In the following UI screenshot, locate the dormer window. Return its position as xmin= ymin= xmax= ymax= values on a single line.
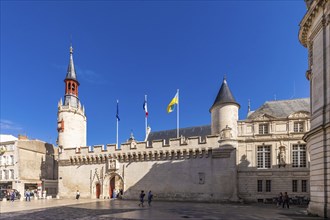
xmin=259 ymin=123 xmax=269 ymax=135
xmin=294 ymin=121 xmax=304 ymax=133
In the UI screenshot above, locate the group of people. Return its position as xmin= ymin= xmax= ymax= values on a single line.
xmin=277 ymin=192 xmax=289 ymax=208
xmin=138 ymin=190 xmax=153 ymax=207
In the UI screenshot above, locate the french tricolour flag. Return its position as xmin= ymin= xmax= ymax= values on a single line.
xmin=143 ymin=96 xmax=148 ymax=117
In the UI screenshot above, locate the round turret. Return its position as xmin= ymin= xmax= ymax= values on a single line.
xmin=210 ymin=77 xmax=240 ymax=138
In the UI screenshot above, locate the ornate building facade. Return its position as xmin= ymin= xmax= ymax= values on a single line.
xmin=57 ymin=47 xmax=311 ymax=203
xmin=299 ymin=0 xmax=330 ymax=217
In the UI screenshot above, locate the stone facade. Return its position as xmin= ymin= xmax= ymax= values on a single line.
xmin=299 ymin=0 xmax=330 ymax=217
xmin=57 ymin=47 xmax=311 ymax=203
xmin=0 ymin=135 xmax=58 ymax=198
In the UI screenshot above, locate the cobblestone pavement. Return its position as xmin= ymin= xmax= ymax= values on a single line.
xmin=0 ymin=199 xmax=322 ymax=220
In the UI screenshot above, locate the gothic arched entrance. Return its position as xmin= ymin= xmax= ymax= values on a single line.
xmin=109 ymin=174 xmax=124 ymax=198
xmin=96 ymin=183 xmax=101 ymax=199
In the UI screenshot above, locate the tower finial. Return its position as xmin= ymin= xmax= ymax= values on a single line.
xmin=248 ymin=99 xmax=251 ymax=113
xmin=223 ymin=74 xmax=227 ymax=81
xmin=69 ymin=34 xmax=73 ymax=54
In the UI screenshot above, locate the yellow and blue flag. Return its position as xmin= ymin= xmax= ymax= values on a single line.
xmin=167 ymin=91 xmax=179 ymax=113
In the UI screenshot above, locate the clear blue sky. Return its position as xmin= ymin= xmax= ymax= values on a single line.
xmin=0 ymin=1 xmax=309 ymax=146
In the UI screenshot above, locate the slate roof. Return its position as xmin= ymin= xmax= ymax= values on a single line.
xmin=247 ymin=98 xmax=310 ymax=120
xmin=210 ymin=78 xmax=239 ymax=112
xmin=147 ymin=98 xmax=310 ymax=142
xmin=65 ymin=46 xmax=79 ymax=84
xmin=147 ymin=125 xmax=211 ymax=144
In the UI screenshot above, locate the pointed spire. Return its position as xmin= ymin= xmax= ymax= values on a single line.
xmin=65 ymin=46 xmax=79 ymax=84
xmin=210 ymin=76 xmax=240 ymax=112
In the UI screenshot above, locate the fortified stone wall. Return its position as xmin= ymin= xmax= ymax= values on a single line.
xmin=58 ymin=135 xmax=239 ymax=201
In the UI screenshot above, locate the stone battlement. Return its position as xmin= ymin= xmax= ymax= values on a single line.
xmin=59 ymin=134 xmax=222 ymax=161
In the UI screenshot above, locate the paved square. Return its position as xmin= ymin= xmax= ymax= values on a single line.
xmin=0 ymin=199 xmax=322 ymax=219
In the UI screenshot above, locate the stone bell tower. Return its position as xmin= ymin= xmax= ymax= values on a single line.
xmin=57 ymin=46 xmax=87 ymax=150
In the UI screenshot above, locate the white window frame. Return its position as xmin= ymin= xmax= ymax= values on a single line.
xmin=259 ymin=123 xmax=269 ymax=135
xmin=257 ymin=145 xmax=271 ymax=168
xmin=4 ymin=170 xmax=9 ymax=179
xmin=10 ymin=169 xmax=14 ymax=179
xmin=292 ymin=144 xmax=307 ymax=168
xmin=10 ymin=155 xmax=14 ymax=165
xmin=293 ymin=121 xmax=304 ymax=133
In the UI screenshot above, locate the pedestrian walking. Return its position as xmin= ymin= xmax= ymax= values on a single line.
xmin=10 ymin=190 xmax=15 ymax=202
xmin=148 ymin=190 xmax=153 ymax=206
xmin=282 ymin=192 xmax=289 ymax=208
xmin=277 ymin=192 xmax=283 ymax=207
xmin=76 ymin=190 xmax=80 ymax=200
xmin=138 ymin=190 xmax=145 ymax=207
xmin=25 ymin=189 xmax=31 ymax=201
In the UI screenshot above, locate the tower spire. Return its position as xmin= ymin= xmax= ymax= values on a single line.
xmin=63 ymin=46 xmax=80 ymax=108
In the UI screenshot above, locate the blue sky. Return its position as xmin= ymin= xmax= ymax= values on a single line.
xmin=1 ymin=1 xmax=309 ymax=146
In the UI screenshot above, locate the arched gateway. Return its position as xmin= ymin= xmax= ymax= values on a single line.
xmin=108 ymin=173 xmax=124 ymax=198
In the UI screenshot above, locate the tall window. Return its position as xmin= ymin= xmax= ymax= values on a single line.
xmin=292 ymin=144 xmax=307 ymax=167
xmin=292 ymin=180 xmax=298 ymax=192
xmin=259 ymin=123 xmax=269 ymax=134
xmin=0 ymin=170 xmax=2 ymax=180
xmin=10 ymin=169 xmax=14 ymax=179
xmin=302 ymin=180 xmax=308 ymax=192
xmin=257 ymin=180 xmax=263 ymax=192
xmin=266 ymin=180 xmax=271 ymax=192
xmin=294 ymin=121 xmax=304 ymax=132
xmin=4 ymin=170 xmax=9 ymax=179
xmin=10 ymin=155 xmax=14 ymax=165
xmin=257 ymin=145 xmax=271 ymax=168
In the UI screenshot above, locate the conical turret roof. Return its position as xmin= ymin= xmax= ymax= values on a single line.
xmin=210 ymin=77 xmax=240 ymax=112
xmin=65 ymin=46 xmax=79 ymax=84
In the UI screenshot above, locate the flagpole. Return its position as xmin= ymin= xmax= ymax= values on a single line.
xmin=145 ymin=95 xmax=148 ymax=139
xmin=177 ymin=89 xmax=179 ymax=138
xmin=116 ymin=100 xmax=119 ymax=149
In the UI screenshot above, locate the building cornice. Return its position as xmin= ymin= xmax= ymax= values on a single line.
xmin=299 ymin=0 xmax=328 ymax=47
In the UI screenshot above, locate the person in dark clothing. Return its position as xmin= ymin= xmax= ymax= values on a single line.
xmin=148 ymin=191 xmax=153 ymax=206
xmin=76 ymin=190 xmax=80 ymax=200
xmin=282 ymin=192 xmax=289 ymax=208
xmin=138 ymin=190 xmax=146 ymax=207
xmin=277 ymin=192 xmax=283 ymax=207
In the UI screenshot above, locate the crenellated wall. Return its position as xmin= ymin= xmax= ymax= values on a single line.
xmin=57 ymin=135 xmax=240 ymax=202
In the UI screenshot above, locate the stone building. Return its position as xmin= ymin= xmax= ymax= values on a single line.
xmin=0 ymin=134 xmax=58 ymax=198
xmin=299 ymin=0 xmax=330 ymax=217
xmin=57 ymin=46 xmax=311 ymax=202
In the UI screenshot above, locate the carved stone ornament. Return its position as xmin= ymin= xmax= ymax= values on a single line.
xmin=220 ymin=125 xmax=233 ymax=140
xmin=108 ymin=159 xmax=119 ymax=171
xmin=278 ymin=146 xmax=286 ymax=168
xmin=288 ymin=111 xmax=309 ymax=119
